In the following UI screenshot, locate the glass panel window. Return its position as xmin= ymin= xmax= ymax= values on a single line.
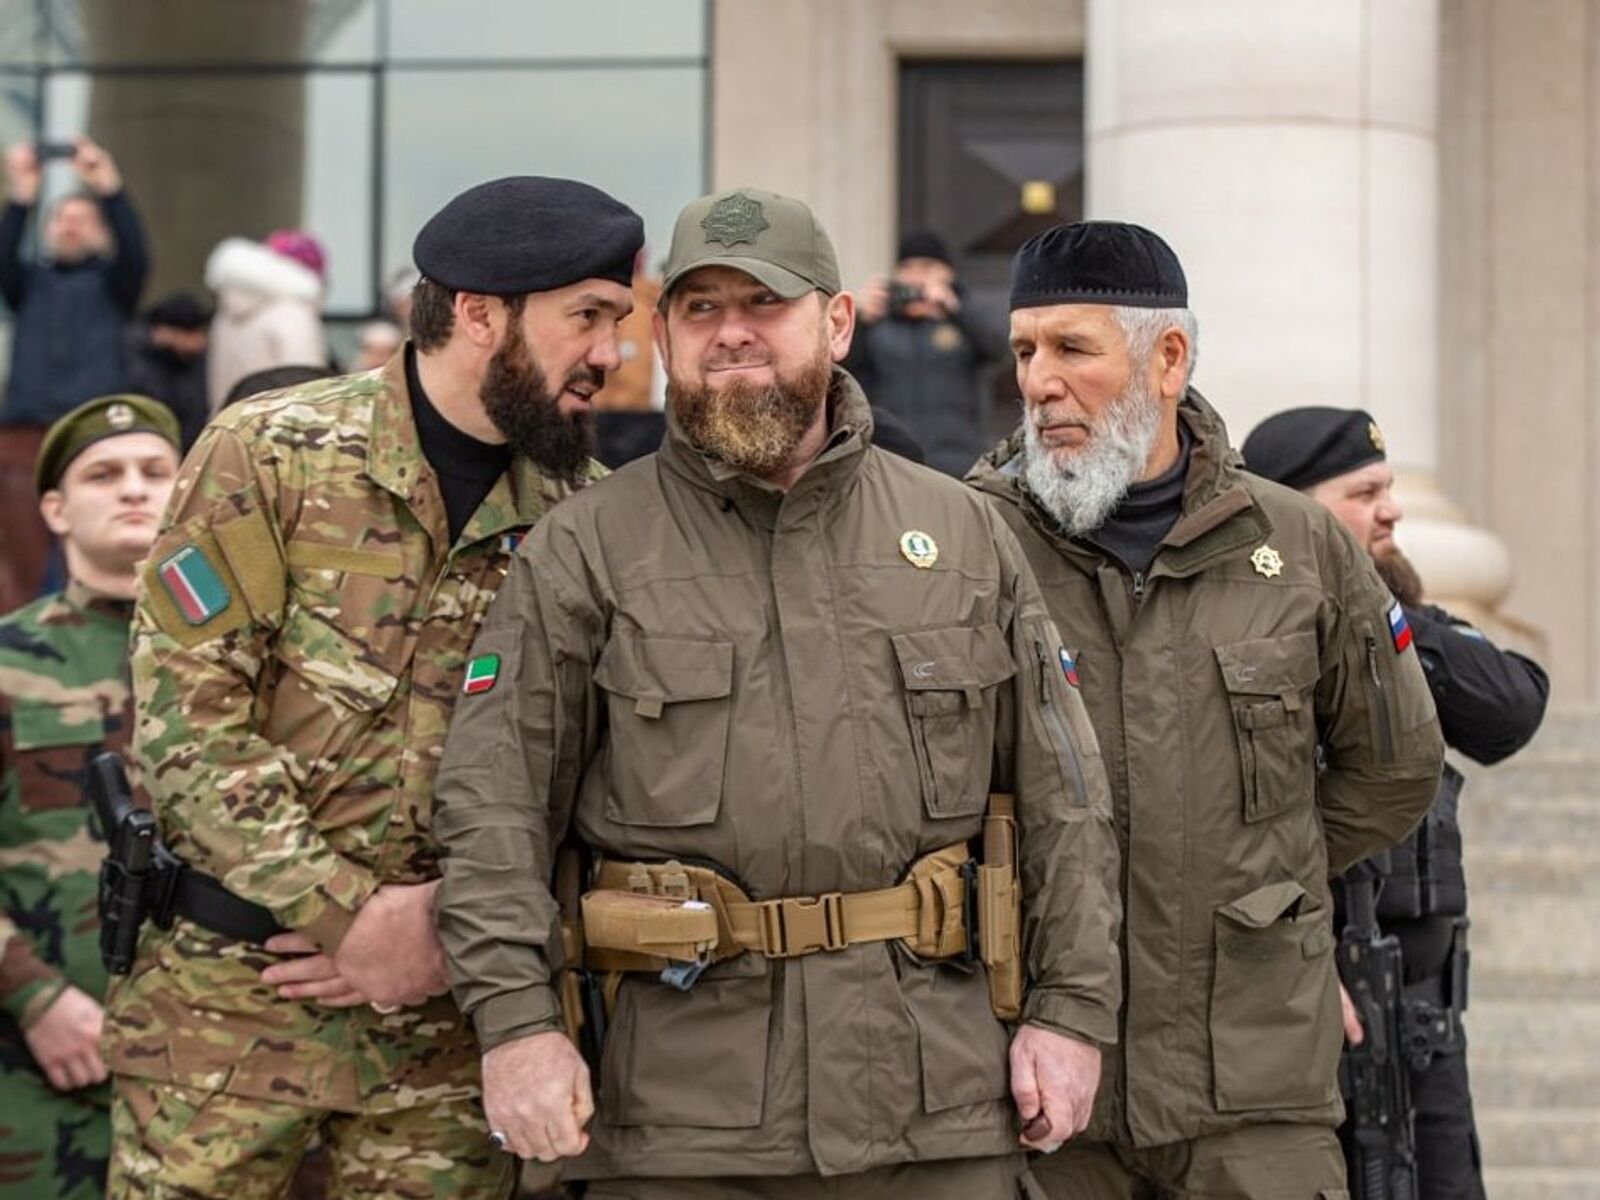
xmin=387 ymin=0 xmax=706 ymax=63
xmin=383 ymin=65 xmax=705 ymax=285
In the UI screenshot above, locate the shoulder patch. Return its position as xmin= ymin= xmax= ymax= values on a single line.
xmin=1388 ymin=601 xmax=1413 ymax=653
xmin=462 ymin=653 xmax=501 ymax=695
xmin=158 ymin=545 xmax=231 ymax=626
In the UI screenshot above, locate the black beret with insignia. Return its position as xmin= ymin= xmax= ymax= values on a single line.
xmin=413 ymin=176 xmax=644 ymax=296
xmin=1010 ymin=220 xmax=1188 ymax=311
xmin=36 ymin=394 xmax=181 ymax=494
xmin=1241 ymin=406 xmax=1388 ymax=492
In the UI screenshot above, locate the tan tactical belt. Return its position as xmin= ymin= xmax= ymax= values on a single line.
xmin=580 ymin=840 xmax=975 ymax=974
xmin=558 ymin=793 xmax=1023 ymax=1021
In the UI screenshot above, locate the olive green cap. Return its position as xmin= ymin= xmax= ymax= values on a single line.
xmin=661 ymin=187 xmax=841 ymax=303
xmin=36 ymin=394 xmax=181 ymax=494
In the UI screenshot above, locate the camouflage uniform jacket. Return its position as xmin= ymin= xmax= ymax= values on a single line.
xmin=0 ymin=583 xmax=133 ymax=1049
xmin=103 ymin=353 xmax=598 ymax=1113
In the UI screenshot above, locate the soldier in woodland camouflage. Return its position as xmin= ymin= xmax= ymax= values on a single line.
xmin=0 ymin=394 xmax=180 ymax=1200
xmin=101 ymin=177 xmax=644 ymax=1199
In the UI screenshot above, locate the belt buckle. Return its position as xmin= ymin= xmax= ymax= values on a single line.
xmin=760 ymin=892 xmax=846 ymax=957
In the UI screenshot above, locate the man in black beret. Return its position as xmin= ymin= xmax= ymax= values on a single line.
xmin=1245 ymin=407 xmax=1548 ymax=1200
xmin=101 ymin=176 xmax=643 ymax=1199
xmin=845 ymin=228 xmax=1008 ymax=476
xmin=967 ymin=221 xmax=1444 ymax=1197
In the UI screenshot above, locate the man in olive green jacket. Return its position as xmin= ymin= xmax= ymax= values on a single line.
xmin=434 ymin=190 xmax=1124 ymax=1197
xmin=965 ymin=222 xmax=1444 ymax=1198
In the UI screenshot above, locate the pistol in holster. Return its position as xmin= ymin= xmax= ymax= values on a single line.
xmin=562 ymin=792 xmax=1025 ymax=1022
xmin=90 ymin=751 xmax=284 ymax=974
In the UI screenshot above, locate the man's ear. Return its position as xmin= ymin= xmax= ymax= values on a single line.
xmin=39 ymin=489 xmax=69 ymax=537
xmin=651 ymin=308 xmax=670 ymax=368
xmin=453 ymin=292 xmax=503 ymax=350
xmin=1157 ymin=326 xmax=1191 ymax=400
xmin=826 ymin=291 xmax=856 ymax=363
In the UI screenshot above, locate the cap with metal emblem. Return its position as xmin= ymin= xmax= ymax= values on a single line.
xmin=660 ymin=187 xmax=842 ymax=303
xmin=35 ymin=393 xmax=181 ymax=495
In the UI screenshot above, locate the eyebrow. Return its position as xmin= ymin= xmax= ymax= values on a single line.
xmin=571 ymin=292 xmax=630 ymax=316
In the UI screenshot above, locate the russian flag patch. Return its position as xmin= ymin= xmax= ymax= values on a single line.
xmin=1388 ymin=601 xmax=1413 ymax=653
xmin=501 ymin=530 xmax=525 ymax=555
xmin=1059 ymin=647 xmax=1080 ymax=687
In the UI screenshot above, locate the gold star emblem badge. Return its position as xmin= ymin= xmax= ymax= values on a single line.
xmin=899 ymin=530 xmax=939 ymax=569
xmin=1368 ymin=421 xmax=1385 ymax=453
xmin=1251 ymin=545 xmax=1284 ymax=578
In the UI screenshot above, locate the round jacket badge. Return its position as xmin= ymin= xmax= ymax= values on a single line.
xmin=899 ymin=530 xmax=939 ymax=569
xmin=1250 ymin=545 xmax=1284 ymax=579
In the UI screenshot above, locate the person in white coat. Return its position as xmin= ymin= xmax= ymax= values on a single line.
xmin=204 ymin=230 xmax=328 ymax=410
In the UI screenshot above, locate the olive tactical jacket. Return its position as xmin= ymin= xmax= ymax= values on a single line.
xmin=435 ymin=371 xmax=1123 ymax=1178
xmin=967 ymin=391 xmax=1444 ymax=1147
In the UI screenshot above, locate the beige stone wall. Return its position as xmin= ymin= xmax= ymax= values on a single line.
xmin=710 ymin=0 xmax=1086 ymax=287
xmin=1439 ymin=0 xmax=1598 ymax=706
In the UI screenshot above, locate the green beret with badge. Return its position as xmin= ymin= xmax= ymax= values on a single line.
xmin=34 ymin=393 xmax=181 ymax=495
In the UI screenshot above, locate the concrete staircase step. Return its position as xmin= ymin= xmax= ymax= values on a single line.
xmin=1473 ymin=967 xmax=1600 ymax=1002
xmin=1469 ymin=899 xmax=1600 ymax=974
xmin=1471 ymin=1053 xmax=1600 ymax=1108
xmin=1464 ymin=999 xmax=1600 ymax=1056
xmin=1463 ymin=793 xmax=1600 ymax=848
xmin=1478 ymin=1109 xmax=1600 ymax=1170
xmin=1481 ymin=1166 xmax=1600 ymax=1200
xmin=1469 ymin=848 xmax=1600 ymax=897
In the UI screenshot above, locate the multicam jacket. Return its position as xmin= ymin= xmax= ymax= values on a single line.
xmin=103 ymin=353 xmax=597 ymax=1112
xmin=0 ymin=583 xmax=134 ymax=1043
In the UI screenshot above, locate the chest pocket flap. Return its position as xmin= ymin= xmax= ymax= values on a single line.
xmin=1214 ymin=632 xmax=1319 ymax=824
xmin=891 ymin=625 xmax=1016 ymax=819
xmin=892 ymin=625 xmax=1016 ymax=701
xmin=594 ymin=635 xmax=734 ymax=828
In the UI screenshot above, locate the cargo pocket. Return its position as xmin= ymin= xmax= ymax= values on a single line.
xmin=594 ymin=634 xmax=734 ymax=828
xmin=600 ymin=973 xmax=771 ymax=1128
xmin=898 ymin=952 xmax=1011 ymax=1113
xmin=1214 ymin=633 xmax=1319 ymax=823
xmin=892 ymin=625 xmax=1017 ymax=818
xmin=1210 ymin=879 xmax=1341 ymax=1112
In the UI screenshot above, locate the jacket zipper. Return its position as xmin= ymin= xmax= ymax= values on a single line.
xmin=1365 ymin=633 xmax=1395 ymax=761
xmin=1034 ymin=639 xmax=1090 ymax=802
xmin=1131 ymin=570 xmax=1146 ymax=603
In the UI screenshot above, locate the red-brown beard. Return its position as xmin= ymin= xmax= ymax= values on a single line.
xmin=669 ymin=354 xmax=832 ymax=477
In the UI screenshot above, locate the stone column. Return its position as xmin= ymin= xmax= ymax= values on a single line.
xmin=83 ymin=0 xmax=308 ymax=301
xmin=1084 ymin=0 xmax=1513 ymax=619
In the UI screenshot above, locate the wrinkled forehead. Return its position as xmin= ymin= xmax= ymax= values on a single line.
xmin=1008 ymin=302 xmax=1123 ymax=345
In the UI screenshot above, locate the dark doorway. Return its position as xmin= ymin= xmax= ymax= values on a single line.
xmin=898 ymin=59 xmax=1084 ymax=438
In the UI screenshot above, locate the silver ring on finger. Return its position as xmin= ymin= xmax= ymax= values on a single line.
xmin=488 ymin=1130 xmax=509 ymax=1152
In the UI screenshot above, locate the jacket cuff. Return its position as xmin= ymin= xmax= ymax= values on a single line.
xmin=473 ymin=985 xmax=565 ymax=1052
xmin=286 ymin=862 xmax=380 ymax=953
xmin=8 ymin=975 xmax=67 ymax=1028
xmin=1022 ymin=988 xmax=1118 ymax=1048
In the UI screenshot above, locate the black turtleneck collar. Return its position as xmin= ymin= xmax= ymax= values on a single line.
xmin=1085 ymin=421 xmax=1194 ymax=575
xmin=406 ymin=345 xmax=511 ymax=543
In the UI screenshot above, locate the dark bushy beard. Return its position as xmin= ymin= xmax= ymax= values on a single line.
xmin=669 ymin=353 xmax=832 ymax=478
xmin=1022 ymin=371 xmax=1162 ymax=536
xmin=481 ymin=323 xmax=595 ymax=480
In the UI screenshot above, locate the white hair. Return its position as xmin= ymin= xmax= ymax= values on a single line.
xmin=1111 ymin=305 xmax=1199 ymax=391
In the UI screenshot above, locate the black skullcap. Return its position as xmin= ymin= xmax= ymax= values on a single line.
xmin=1241 ymin=406 xmax=1388 ymax=492
xmin=1010 ymin=221 xmax=1187 ymax=311
xmin=897 ymin=230 xmax=951 ymax=267
xmin=413 ymin=176 xmax=643 ymax=296
xmin=144 ymin=290 xmax=212 ymax=330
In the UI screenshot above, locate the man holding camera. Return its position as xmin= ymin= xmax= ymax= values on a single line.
xmin=0 ymin=395 xmax=180 ymax=1200
xmin=845 ymin=231 xmax=1008 ymax=477
xmin=0 ymin=138 xmax=150 ymax=613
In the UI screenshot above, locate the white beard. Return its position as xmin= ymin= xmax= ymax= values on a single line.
xmin=1022 ymin=377 xmax=1162 ymax=536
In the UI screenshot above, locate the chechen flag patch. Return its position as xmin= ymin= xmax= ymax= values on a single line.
xmin=157 ymin=545 xmax=231 ymax=626
xmin=462 ymin=653 xmax=501 ymax=695
xmin=1388 ymin=601 xmax=1413 ymax=653
xmin=1059 ymin=647 xmax=1080 ymax=687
